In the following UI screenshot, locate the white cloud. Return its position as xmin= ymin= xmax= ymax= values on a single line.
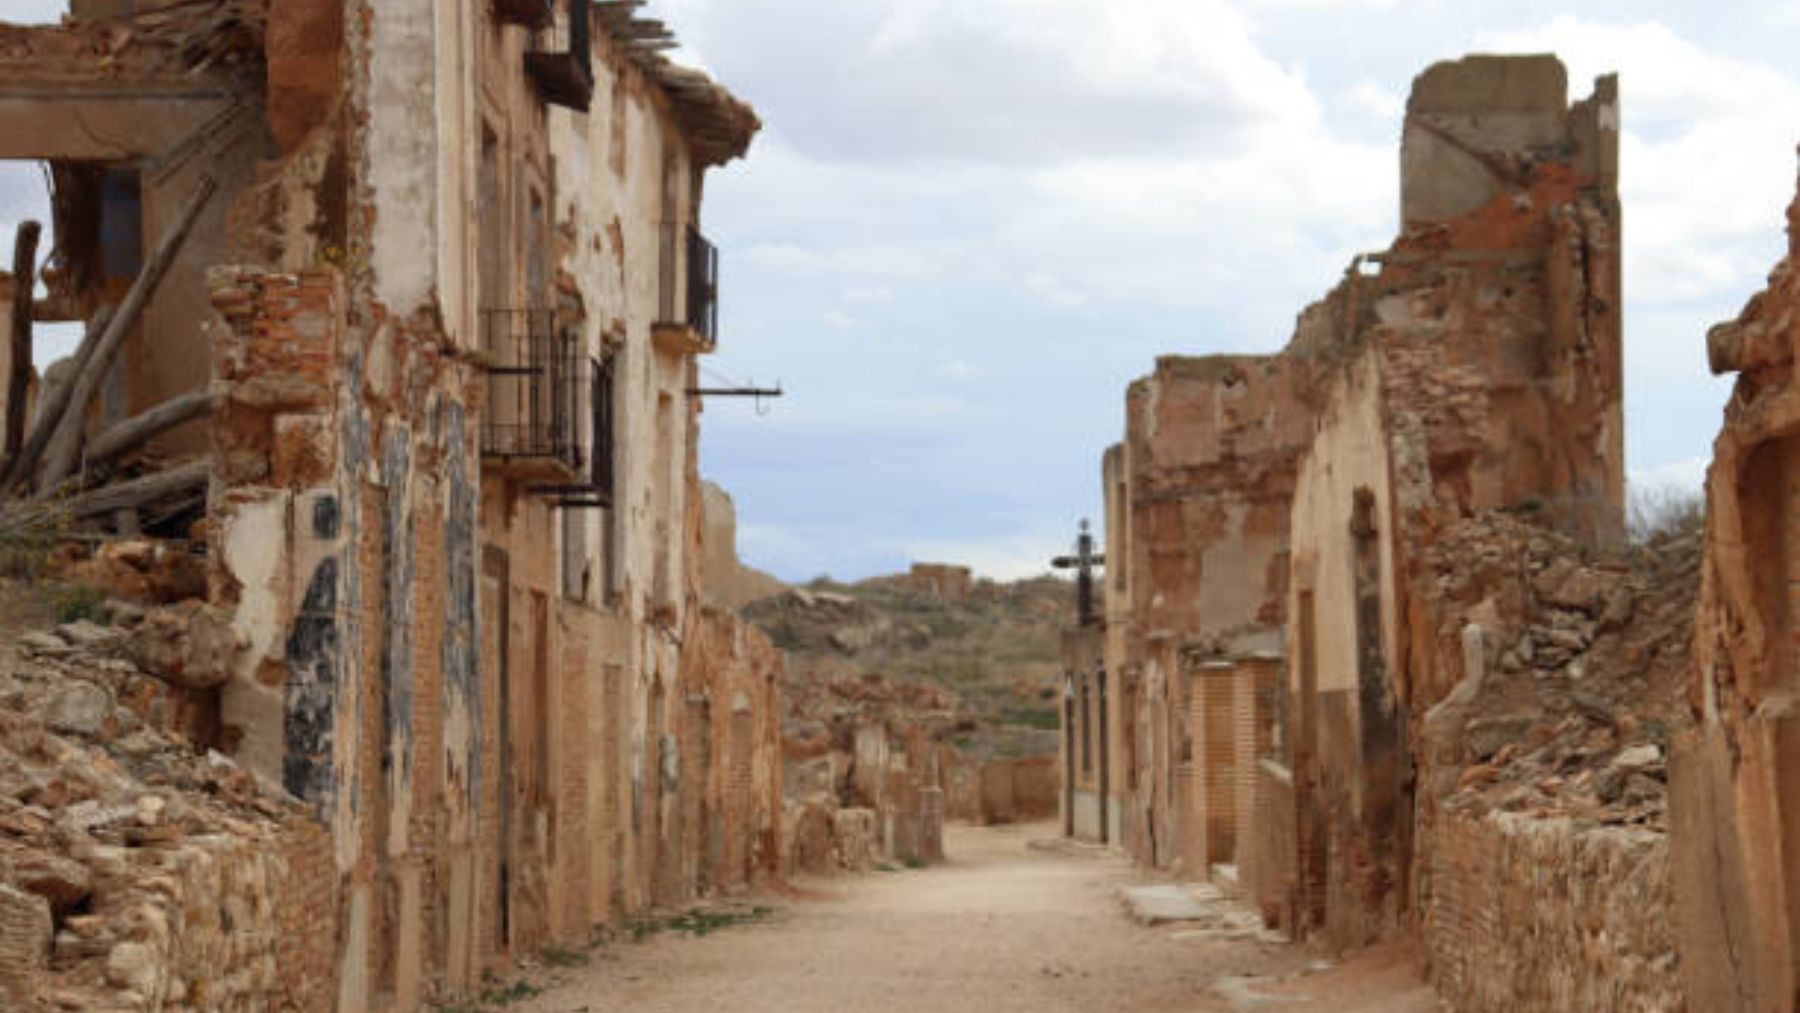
xmin=900 ymin=530 xmax=1068 ymax=582
xmin=5 ymin=2 xmax=67 ymax=25
xmin=939 ymin=357 xmax=979 ymax=381
xmin=1245 ymin=0 xmax=1415 ymax=8
xmin=1629 ymin=455 xmax=1708 ymax=496
xmin=661 ymin=0 xmax=1322 ymax=165
xmin=1473 ymin=18 xmax=1800 ymax=311
xmin=1343 ymin=80 xmax=1404 ymax=121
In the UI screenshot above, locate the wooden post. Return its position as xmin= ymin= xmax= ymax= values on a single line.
xmin=35 ymin=177 xmax=217 ymax=494
xmin=83 ymin=384 xmax=221 ymax=466
xmin=4 ymin=221 xmax=40 ymax=465
xmin=0 ymin=458 xmax=209 ymax=533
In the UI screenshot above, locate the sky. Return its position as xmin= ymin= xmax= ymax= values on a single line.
xmin=4 ymin=1 xmax=1798 ymax=582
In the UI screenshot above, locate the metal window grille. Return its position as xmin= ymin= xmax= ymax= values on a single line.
xmin=480 ymin=309 xmax=587 ymax=474
xmin=525 ymin=0 xmax=594 ymax=111
xmin=591 ymin=353 xmax=615 ymax=499
xmin=686 ymin=225 xmax=718 ymax=343
xmin=492 ymin=0 xmax=552 ymax=29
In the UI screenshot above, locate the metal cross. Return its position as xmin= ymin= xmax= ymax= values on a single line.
xmin=1052 ymin=518 xmax=1106 ymax=626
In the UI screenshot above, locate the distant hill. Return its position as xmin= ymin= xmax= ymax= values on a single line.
xmin=743 ymin=569 xmax=1073 ymax=759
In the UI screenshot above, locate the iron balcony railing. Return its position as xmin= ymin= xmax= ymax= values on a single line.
xmin=687 ymin=225 xmax=719 ymax=344
xmin=524 ymin=0 xmax=594 ymax=111
xmin=481 ymin=309 xmax=586 ymax=475
xmin=492 ymin=0 xmax=552 ymax=29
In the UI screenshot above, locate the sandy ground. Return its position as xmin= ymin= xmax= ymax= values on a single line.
xmin=508 ymin=822 xmax=1437 ymax=1013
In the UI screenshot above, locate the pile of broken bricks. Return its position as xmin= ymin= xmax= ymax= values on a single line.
xmin=1419 ymin=511 xmax=1699 ymax=830
xmin=0 ymin=588 xmax=305 ymax=1010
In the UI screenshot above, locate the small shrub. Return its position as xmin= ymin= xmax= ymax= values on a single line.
xmin=1628 ymin=484 xmax=1705 ymax=544
xmin=434 ymin=977 xmax=542 ymax=1013
xmin=0 ymin=507 xmax=71 ymax=579
xmin=628 ymin=904 xmax=772 ymax=942
xmin=539 ymin=944 xmax=589 ymax=968
xmin=49 ymin=583 xmax=107 ymax=625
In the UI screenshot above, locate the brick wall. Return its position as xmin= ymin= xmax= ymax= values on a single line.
xmin=1232 ymin=659 xmax=1276 ymax=869
xmin=1424 ymin=811 xmax=1678 ymax=1010
xmin=0 ymin=883 xmax=48 ymax=1008
xmin=1187 ymin=663 xmax=1238 ymax=872
xmin=274 ymin=816 xmax=339 ymax=1013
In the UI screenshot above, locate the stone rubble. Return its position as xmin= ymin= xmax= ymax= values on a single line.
xmin=0 ymin=591 xmax=317 ymax=1011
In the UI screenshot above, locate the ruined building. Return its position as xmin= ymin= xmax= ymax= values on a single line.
xmin=0 ymin=1 xmax=785 ymax=1009
xmin=1675 ymin=162 xmax=1800 ymax=1012
xmin=1066 ymin=54 xmax=1691 ymax=1008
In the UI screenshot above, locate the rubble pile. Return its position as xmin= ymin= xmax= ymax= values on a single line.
xmin=1417 ymin=511 xmax=1699 ymax=827
xmin=1408 ymin=512 xmax=1696 ymax=1009
xmin=748 ymin=588 xmax=930 ymax=658
xmin=780 ymin=670 xmax=958 ymax=875
xmin=783 ymin=669 xmax=963 ymax=753
xmin=0 ymin=583 xmax=320 ymax=1011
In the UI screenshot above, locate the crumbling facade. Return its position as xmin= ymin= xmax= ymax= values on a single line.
xmin=780 ymin=667 xmax=952 ymax=875
xmin=0 ymin=2 xmax=784 ymax=1009
xmin=1099 ymin=355 xmax=1308 ymax=873
xmin=1276 ymin=54 xmax=1623 ymax=948
xmin=1673 ymin=164 xmax=1800 ymax=1011
xmin=1071 ymin=53 xmax=1660 ymax=1008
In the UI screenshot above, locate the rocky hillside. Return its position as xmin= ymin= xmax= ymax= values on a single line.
xmin=744 ymin=572 xmax=1072 ymax=759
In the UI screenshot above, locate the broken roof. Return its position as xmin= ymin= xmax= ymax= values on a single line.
xmin=594 ymin=1 xmax=761 ymax=167
xmin=0 ymin=0 xmax=264 ymax=88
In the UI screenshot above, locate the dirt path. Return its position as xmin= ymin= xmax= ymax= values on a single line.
xmin=509 ymin=822 xmax=1436 ymax=1013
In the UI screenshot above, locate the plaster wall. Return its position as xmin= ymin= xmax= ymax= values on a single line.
xmin=1286 ymin=352 xmax=1398 ymax=703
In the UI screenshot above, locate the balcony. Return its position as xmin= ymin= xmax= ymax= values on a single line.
xmin=525 ymin=0 xmax=594 ymax=112
xmin=480 ymin=309 xmax=586 ymax=483
xmin=492 ymin=0 xmax=552 ymax=29
xmin=652 ymin=225 xmax=719 ymax=355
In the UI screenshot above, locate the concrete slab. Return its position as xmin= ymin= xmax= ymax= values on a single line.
xmin=1118 ymin=884 xmax=1213 ymax=925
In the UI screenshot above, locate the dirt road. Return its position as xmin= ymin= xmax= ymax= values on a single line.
xmin=511 ymin=822 xmax=1435 ymax=1013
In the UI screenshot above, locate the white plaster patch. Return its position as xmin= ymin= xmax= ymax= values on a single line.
xmin=367 ymin=0 xmax=440 ymax=315
xmin=1597 ymin=100 xmax=1620 ymax=132
xmin=220 ymin=493 xmax=291 ymax=682
xmin=337 ymin=884 xmax=370 ymax=1011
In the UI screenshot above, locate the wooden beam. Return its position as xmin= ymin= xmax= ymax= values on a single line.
xmin=36 ymin=176 xmax=216 ymax=494
xmin=4 ymin=219 xmax=40 ymax=464
xmin=1 ymin=458 xmax=209 ymax=532
xmin=0 ymin=304 xmax=112 ymax=492
xmin=83 ymin=383 xmax=220 ymax=466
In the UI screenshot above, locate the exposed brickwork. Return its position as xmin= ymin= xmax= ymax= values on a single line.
xmin=1425 ymin=812 xmax=1678 ymax=1010
xmin=275 ymin=816 xmax=339 ymax=1013
xmin=0 ymin=883 xmax=49 ymax=1008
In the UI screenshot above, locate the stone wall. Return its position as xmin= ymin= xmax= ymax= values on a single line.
xmin=1425 ymin=812 xmax=1678 ymax=1011
xmin=904 ymin=563 xmax=974 ymax=601
xmin=679 ymin=607 xmax=786 ymax=892
xmin=699 ymin=482 xmax=786 ymax=611
xmin=977 ymin=757 xmax=1057 ymax=825
xmin=0 ymin=617 xmax=338 ymax=1012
